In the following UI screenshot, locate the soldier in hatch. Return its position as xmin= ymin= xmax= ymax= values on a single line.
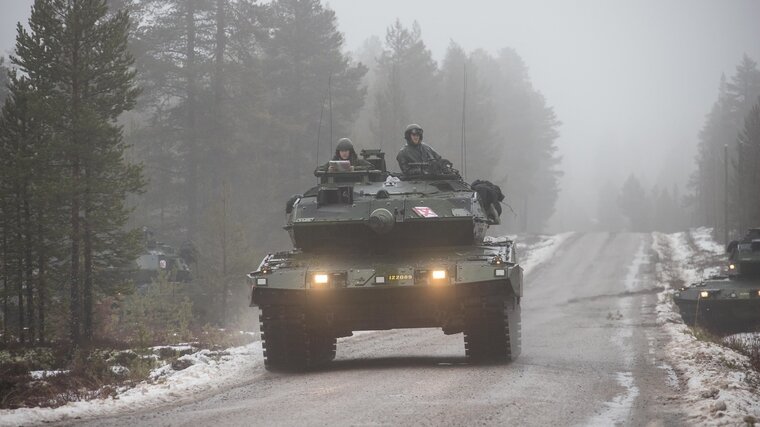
xmin=396 ymin=123 xmax=443 ymax=175
xmin=316 ymin=138 xmax=373 ymax=173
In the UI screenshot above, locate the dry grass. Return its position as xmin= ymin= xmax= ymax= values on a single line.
xmin=0 ymin=328 xmax=255 ymax=410
xmin=723 ymin=334 xmax=760 ymax=372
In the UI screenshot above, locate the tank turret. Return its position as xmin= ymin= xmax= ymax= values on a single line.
xmin=286 ymin=156 xmax=490 ymax=252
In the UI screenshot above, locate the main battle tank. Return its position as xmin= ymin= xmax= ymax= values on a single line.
xmin=247 ymin=150 xmax=523 ymax=371
xmin=674 ymin=228 xmax=760 ymax=332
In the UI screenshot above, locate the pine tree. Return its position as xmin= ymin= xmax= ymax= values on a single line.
xmin=372 ymin=20 xmax=436 ymax=152
xmin=618 ymin=175 xmax=651 ymax=232
xmin=0 ymin=57 xmax=10 ymax=104
xmin=12 ymin=0 xmax=144 ymax=344
xmin=734 ymin=98 xmax=760 ymax=231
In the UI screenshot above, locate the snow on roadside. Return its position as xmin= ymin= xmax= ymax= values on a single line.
xmin=515 ymin=232 xmax=574 ymax=276
xmin=652 ymin=230 xmax=760 ymax=425
xmin=0 ymin=341 xmax=263 ymax=427
xmin=1 ymin=234 xmax=569 ymax=426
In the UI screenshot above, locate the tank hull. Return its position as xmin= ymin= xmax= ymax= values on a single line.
xmin=249 ymin=243 xmax=522 ymax=370
xmin=674 ymin=277 xmax=760 ymax=332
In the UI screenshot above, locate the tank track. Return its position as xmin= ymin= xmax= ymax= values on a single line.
xmin=463 ymin=297 xmax=521 ymax=363
xmin=259 ymin=305 xmax=336 ymax=371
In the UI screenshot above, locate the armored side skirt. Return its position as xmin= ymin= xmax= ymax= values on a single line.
xmin=675 ymin=298 xmax=760 ymax=332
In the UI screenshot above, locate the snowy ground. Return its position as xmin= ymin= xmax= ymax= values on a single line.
xmin=653 ymin=227 xmax=760 ymax=425
xmin=1 ymin=233 xmax=565 ymax=426
xmin=7 ymin=230 xmax=760 ymax=426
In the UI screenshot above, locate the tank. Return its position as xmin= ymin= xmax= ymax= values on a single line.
xmin=247 ymin=150 xmax=523 ymax=371
xmin=674 ymin=228 xmax=760 ymax=332
xmin=133 ymin=235 xmax=192 ymax=287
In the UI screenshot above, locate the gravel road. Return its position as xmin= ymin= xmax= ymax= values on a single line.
xmin=77 ymin=232 xmax=686 ymax=426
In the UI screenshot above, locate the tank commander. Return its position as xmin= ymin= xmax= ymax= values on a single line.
xmin=316 ymin=138 xmax=373 ymax=173
xmin=396 ymin=123 xmax=442 ymax=175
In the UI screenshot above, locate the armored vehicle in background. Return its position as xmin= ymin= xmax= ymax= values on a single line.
xmin=248 ymin=149 xmax=522 ymax=371
xmin=134 ymin=240 xmax=192 ymax=287
xmin=674 ymin=228 xmax=760 ymax=332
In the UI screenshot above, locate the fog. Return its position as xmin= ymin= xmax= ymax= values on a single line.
xmin=2 ymin=0 xmax=759 ymax=232
xmin=325 ymin=0 xmax=760 ymax=231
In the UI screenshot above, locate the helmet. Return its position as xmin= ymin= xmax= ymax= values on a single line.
xmin=336 ymin=138 xmax=354 ymax=152
xmin=404 ymin=124 xmax=423 ymax=142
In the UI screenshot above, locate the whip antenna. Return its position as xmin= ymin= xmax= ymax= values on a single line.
xmin=329 ymin=74 xmax=333 ymax=153
xmin=461 ymin=63 xmax=468 ymax=179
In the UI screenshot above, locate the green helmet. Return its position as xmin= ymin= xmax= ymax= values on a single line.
xmin=404 ymin=124 xmax=423 ymax=142
xmin=336 ymin=138 xmax=354 ymax=152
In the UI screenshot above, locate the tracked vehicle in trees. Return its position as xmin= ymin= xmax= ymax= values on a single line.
xmin=247 ymin=150 xmax=522 ymax=371
xmin=674 ymin=228 xmax=760 ymax=332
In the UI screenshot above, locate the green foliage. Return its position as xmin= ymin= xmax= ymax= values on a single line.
xmin=733 ymin=99 xmax=760 ymax=231
xmin=112 ymin=275 xmax=193 ymax=344
xmin=690 ymin=54 xmax=760 ymax=233
xmin=0 ymin=57 xmax=9 ymax=104
xmin=618 ymin=174 xmax=651 ymax=232
xmin=1 ymin=0 xmax=145 ymax=344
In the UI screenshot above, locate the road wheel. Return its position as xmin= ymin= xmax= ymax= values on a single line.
xmin=259 ymin=305 xmax=335 ymax=371
xmin=464 ymin=297 xmax=521 ymax=363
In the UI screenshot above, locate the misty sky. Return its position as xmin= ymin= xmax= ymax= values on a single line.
xmin=2 ymin=0 xmax=760 ymax=231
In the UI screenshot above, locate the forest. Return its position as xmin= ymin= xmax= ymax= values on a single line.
xmin=0 ymin=0 xmax=561 ymax=346
xmin=1 ymin=0 xmax=759 ymax=348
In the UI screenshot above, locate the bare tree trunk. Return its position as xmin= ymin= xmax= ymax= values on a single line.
xmin=15 ymin=186 xmax=25 ymax=343
xmin=186 ymin=1 xmax=199 ymax=240
xmin=24 ymin=196 xmax=35 ymax=343
xmin=70 ymin=159 xmax=81 ymax=345
xmin=37 ymin=216 xmax=46 ymax=344
xmin=83 ymin=170 xmax=93 ymax=342
xmin=70 ymin=28 xmax=82 ymax=347
xmin=1 ymin=207 xmax=8 ymax=344
xmin=220 ymin=183 xmax=228 ymax=326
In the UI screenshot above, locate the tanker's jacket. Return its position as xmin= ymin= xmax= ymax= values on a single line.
xmin=396 ymin=142 xmax=442 ymax=175
xmin=314 ymin=151 xmax=374 ymax=173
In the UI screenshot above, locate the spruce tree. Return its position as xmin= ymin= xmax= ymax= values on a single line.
xmin=12 ymin=0 xmax=143 ymax=344
xmin=0 ymin=57 xmax=10 ymax=104
xmin=734 ymin=98 xmax=760 ymax=231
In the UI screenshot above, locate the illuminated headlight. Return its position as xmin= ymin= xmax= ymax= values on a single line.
xmin=730 ymin=292 xmax=737 ymax=298
xmin=494 ymin=269 xmax=506 ymax=277
xmin=313 ymin=274 xmax=329 ymax=285
xmin=757 ymin=290 xmax=760 ymax=297
xmin=375 ymin=276 xmax=386 ymax=284
xmin=256 ymin=278 xmax=267 ymax=286
xmin=431 ymin=270 xmax=447 ymax=280
xmin=700 ymin=291 xmax=709 ymax=298
xmin=729 ymin=264 xmax=736 ymax=270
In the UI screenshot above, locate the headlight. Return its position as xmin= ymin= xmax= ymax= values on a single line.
xmin=729 ymin=264 xmax=736 ymax=270
xmin=375 ymin=276 xmax=386 ymax=284
xmin=700 ymin=291 xmax=709 ymax=298
xmin=431 ymin=270 xmax=447 ymax=280
xmin=494 ymin=269 xmax=506 ymax=277
xmin=256 ymin=278 xmax=267 ymax=286
xmin=313 ymin=274 xmax=329 ymax=284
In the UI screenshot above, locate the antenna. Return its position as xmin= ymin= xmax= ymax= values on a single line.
xmin=461 ymin=63 xmax=468 ymax=180
xmin=328 ymin=74 xmax=333 ymax=153
xmin=315 ymin=74 xmax=331 ymax=165
xmin=316 ymin=91 xmax=326 ymax=164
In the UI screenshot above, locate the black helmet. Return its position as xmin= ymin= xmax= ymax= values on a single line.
xmin=336 ymin=138 xmax=354 ymax=152
xmin=404 ymin=124 xmax=423 ymax=142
